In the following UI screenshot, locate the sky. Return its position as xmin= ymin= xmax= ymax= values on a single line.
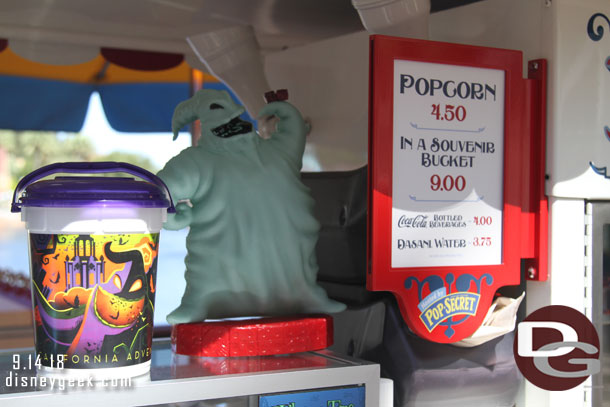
xmin=80 ymin=92 xmax=191 ymax=169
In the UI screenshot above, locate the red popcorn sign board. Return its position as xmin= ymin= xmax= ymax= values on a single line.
xmin=367 ymin=35 xmax=537 ymax=343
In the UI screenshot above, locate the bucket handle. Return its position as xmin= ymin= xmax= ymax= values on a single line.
xmin=11 ymin=162 xmax=176 ymax=214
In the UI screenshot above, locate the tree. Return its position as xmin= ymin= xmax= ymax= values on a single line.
xmin=0 ymin=131 xmax=158 ymax=190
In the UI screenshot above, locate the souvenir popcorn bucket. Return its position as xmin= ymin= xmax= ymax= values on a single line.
xmin=11 ymin=162 xmax=175 ymax=379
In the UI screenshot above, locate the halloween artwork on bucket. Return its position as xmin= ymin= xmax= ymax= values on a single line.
xmin=158 ymin=89 xmax=345 ymax=324
xmin=31 ymin=234 xmax=158 ymax=369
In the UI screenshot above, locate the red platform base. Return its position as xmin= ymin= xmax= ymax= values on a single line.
xmin=171 ymin=314 xmax=334 ymax=357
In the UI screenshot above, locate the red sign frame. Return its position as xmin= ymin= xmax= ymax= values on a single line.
xmin=368 ymin=35 xmax=523 ymax=343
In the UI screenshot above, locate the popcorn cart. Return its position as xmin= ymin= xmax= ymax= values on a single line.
xmin=0 ymin=0 xmax=608 ymax=406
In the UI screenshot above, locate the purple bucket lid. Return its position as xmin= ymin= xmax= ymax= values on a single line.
xmin=20 ymin=176 xmax=170 ymax=209
xmin=12 ymin=162 xmax=176 ymax=212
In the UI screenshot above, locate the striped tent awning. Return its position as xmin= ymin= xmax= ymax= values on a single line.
xmin=0 ymin=41 xmax=232 ymax=133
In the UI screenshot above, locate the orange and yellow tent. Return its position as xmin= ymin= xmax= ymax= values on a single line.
xmin=0 ymin=41 xmax=231 ymax=133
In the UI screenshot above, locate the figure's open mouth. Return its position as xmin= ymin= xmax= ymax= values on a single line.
xmin=211 ymin=117 xmax=253 ymax=138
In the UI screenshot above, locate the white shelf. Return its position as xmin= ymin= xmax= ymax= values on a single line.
xmin=0 ymin=339 xmax=380 ymax=407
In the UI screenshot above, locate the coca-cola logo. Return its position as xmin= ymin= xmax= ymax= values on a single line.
xmin=397 ymin=215 xmax=428 ymax=228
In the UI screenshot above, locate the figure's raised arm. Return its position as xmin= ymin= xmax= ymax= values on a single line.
xmin=258 ymin=101 xmax=308 ymax=169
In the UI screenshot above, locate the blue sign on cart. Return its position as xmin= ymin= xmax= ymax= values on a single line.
xmin=259 ymin=386 xmax=365 ymax=407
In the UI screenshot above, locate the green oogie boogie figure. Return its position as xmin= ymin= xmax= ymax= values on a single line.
xmin=158 ymin=89 xmax=345 ymax=324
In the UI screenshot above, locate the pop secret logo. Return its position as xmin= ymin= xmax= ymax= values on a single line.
xmin=405 ymin=272 xmax=492 ymax=338
xmin=418 ymin=290 xmax=479 ymax=332
xmin=513 ymin=305 xmax=600 ymax=391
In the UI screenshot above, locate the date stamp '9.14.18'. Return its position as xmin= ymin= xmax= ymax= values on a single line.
xmin=13 ymin=353 xmax=64 ymax=370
